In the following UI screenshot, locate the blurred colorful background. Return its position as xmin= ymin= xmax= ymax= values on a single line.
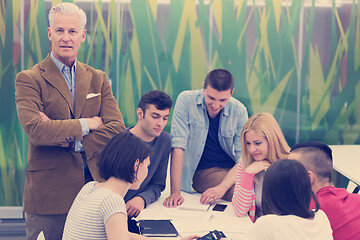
xmin=1 ymin=0 xmax=359 ymax=206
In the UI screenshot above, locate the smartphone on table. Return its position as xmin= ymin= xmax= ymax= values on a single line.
xmin=212 ymin=204 xmax=227 ymax=212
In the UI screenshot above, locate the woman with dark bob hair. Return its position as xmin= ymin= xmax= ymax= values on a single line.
xmin=246 ymin=159 xmax=333 ymax=240
xmin=63 ymin=131 xmax=198 ymax=240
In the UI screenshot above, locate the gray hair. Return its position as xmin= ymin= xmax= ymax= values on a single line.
xmin=48 ymin=2 xmax=87 ymax=30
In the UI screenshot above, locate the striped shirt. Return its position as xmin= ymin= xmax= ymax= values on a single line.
xmin=232 ymin=162 xmax=257 ymax=222
xmin=63 ymin=181 xmax=127 ymax=239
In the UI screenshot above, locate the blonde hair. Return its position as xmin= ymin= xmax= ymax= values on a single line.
xmin=241 ymin=113 xmax=290 ymax=170
xmin=48 ymin=2 xmax=87 ymax=30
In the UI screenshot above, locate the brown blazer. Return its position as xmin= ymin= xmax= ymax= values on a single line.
xmin=15 ymin=54 xmax=125 ymax=214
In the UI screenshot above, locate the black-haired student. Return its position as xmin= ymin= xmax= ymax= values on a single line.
xmin=63 ymin=131 xmax=198 ymax=240
xmin=246 ymin=159 xmax=333 ymax=240
xmin=126 ymin=90 xmax=173 ymax=233
xmin=126 ymin=90 xmax=173 ymax=218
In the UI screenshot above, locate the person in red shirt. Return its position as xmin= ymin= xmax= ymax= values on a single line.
xmin=289 ymin=141 xmax=360 ymax=240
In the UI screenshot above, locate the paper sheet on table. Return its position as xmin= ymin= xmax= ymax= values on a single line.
xmin=208 ymin=204 xmax=253 ymax=232
xmin=137 ymin=191 xmax=252 ymax=239
xmin=172 ymin=211 xmax=252 ymax=234
xmin=172 ymin=209 xmax=251 ymax=234
xmin=178 ymin=194 xmax=210 ymax=212
xmin=172 ymin=215 xmax=211 ymax=233
xmin=209 ymin=213 xmax=252 ymax=233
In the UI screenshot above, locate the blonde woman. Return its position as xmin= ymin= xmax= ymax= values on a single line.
xmin=232 ymin=113 xmax=290 ymax=222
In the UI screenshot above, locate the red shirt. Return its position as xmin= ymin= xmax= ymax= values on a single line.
xmin=311 ymin=186 xmax=360 ymax=240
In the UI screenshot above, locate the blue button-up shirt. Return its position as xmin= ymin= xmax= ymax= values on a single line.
xmin=171 ymin=89 xmax=249 ymax=192
xmin=50 ymin=53 xmax=89 ymax=151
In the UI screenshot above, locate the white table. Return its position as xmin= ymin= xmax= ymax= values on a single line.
xmin=136 ymin=191 xmax=253 ymax=240
xmin=330 ymin=145 xmax=360 ymax=186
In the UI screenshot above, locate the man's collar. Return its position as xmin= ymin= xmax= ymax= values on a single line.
xmin=50 ymin=52 xmax=77 ymax=72
xmin=196 ymin=91 xmax=205 ymax=106
xmin=222 ymin=103 xmax=230 ymax=116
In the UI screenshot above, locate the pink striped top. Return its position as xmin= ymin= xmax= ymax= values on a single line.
xmin=232 ymin=162 xmax=256 ymax=222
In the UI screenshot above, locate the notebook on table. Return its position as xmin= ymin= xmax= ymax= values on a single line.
xmin=138 ymin=219 xmax=178 ymax=237
xmin=178 ymin=196 xmax=210 ymax=212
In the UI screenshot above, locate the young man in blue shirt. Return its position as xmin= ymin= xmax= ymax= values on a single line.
xmin=163 ymin=69 xmax=248 ymax=207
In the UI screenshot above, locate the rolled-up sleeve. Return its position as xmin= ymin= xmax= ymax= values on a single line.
xmin=234 ymin=105 xmax=248 ymax=161
xmin=171 ymin=92 xmax=190 ymax=150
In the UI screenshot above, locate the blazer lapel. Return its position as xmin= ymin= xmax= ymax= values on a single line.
xmin=40 ymin=55 xmax=75 ymax=115
xmin=74 ymin=62 xmax=91 ymax=119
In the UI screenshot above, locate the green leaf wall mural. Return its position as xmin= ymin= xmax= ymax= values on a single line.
xmin=0 ymin=0 xmax=359 ymax=206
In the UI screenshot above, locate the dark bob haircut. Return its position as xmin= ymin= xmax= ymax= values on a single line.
xmin=262 ymin=159 xmax=319 ymax=219
xmin=138 ymin=90 xmax=173 ymax=114
xmin=203 ymin=69 xmax=234 ymax=92
xmin=97 ymin=131 xmax=152 ymax=183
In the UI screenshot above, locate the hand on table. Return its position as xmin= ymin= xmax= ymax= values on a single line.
xmin=245 ymin=160 xmax=271 ymax=175
xmin=126 ymin=196 xmax=145 ymax=218
xmin=163 ymin=192 xmax=184 ymax=208
xmin=200 ymin=185 xmax=228 ymax=205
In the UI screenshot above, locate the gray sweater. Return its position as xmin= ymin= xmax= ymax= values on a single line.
xmin=124 ymin=129 xmax=171 ymax=207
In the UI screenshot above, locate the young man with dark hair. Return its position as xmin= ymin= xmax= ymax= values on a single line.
xmin=125 ymin=90 xmax=173 ymax=220
xmin=163 ymin=69 xmax=248 ymax=207
xmin=289 ymin=141 xmax=360 ymax=240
